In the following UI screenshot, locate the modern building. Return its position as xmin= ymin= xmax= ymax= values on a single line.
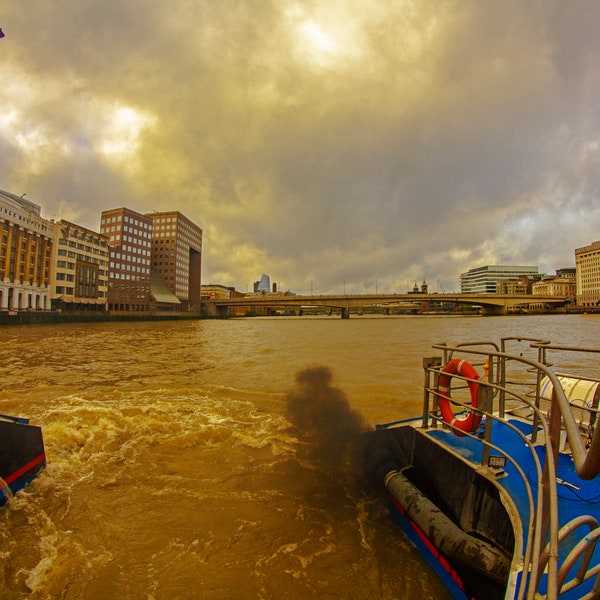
xmin=575 ymin=241 xmax=600 ymax=308
xmin=100 ymin=207 xmax=153 ymax=312
xmin=254 ymin=273 xmax=271 ymax=293
xmin=460 ymin=265 xmax=542 ymax=294
xmin=146 ymin=211 xmax=203 ymax=312
xmin=0 ymin=189 xmax=53 ymax=311
xmin=50 ymin=220 xmax=109 ymax=311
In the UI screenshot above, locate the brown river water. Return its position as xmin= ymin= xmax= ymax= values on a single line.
xmin=1 ymin=314 xmax=599 ymax=599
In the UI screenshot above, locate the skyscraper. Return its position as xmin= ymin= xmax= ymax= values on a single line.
xmin=255 ymin=273 xmax=271 ymax=293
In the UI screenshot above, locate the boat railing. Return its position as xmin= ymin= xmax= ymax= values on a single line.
xmin=422 ymin=339 xmax=600 ymax=600
xmin=423 ymin=354 xmax=552 ymax=599
xmin=537 ymin=515 xmax=600 ymax=597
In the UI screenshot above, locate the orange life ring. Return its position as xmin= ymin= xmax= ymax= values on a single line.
xmin=437 ymin=358 xmax=482 ymax=436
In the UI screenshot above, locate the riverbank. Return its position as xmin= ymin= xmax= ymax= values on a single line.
xmin=0 ymin=306 xmax=595 ymax=326
xmin=0 ymin=310 xmax=203 ymax=326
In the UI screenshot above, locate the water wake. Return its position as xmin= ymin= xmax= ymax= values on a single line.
xmin=0 ymin=475 xmax=13 ymax=504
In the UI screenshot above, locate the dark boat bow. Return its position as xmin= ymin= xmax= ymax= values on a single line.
xmin=0 ymin=414 xmax=46 ymax=506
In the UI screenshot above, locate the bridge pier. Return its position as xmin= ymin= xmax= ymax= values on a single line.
xmin=480 ymin=305 xmax=507 ymax=316
xmin=341 ymin=306 xmax=350 ymax=319
xmin=215 ymin=305 xmax=230 ymax=317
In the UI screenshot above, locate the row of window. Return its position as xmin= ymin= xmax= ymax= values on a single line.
xmin=55 ymin=286 xmax=106 ymax=297
xmin=108 ymin=282 xmax=150 ymax=291
xmin=102 ymin=214 xmax=151 ymax=228
xmin=104 ymin=224 xmax=152 ymax=238
xmin=58 ymin=238 xmax=108 ymax=255
xmin=57 ymin=249 xmax=108 ymax=266
xmin=110 ymin=272 xmax=150 ymax=280
xmin=118 ymin=244 xmax=150 ymax=255
xmin=67 ymin=229 xmax=107 ymax=246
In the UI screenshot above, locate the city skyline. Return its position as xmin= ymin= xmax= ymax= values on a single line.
xmin=2 ymin=2 xmax=600 ymax=294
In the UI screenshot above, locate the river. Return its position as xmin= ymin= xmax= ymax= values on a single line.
xmin=1 ymin=314 xmax=599 ymax=599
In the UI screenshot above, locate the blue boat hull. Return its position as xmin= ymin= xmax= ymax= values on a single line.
xmin=365 ymin=425 xmax=512 ymax=599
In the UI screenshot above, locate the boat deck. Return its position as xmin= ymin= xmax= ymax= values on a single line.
xmin=426 ymin=418 xmax=600 ymax=598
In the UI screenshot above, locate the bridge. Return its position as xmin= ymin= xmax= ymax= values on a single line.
xmin=203 ymin=292 xmax=569 ymax=318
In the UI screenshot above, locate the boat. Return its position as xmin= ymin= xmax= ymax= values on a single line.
xmin=364 ymin=337 xmax=600 ymax=600
xmin=0 ymin=413 xmax=46 ymax=506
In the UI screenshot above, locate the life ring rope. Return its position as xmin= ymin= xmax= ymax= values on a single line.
xmin=437 ymin=358 xmax=482 ymax=436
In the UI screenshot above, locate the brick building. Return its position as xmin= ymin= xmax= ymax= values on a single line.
xmin=100 ymin=207 xmax=153 ymax=312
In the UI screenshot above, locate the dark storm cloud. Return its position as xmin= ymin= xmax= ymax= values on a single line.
xmin=2 ymin=1 xmax=600 ymax=292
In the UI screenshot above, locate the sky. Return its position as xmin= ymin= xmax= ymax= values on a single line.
xmin=2 ymin=1 xmax=600 ymax=294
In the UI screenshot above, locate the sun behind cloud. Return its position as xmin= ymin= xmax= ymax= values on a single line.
xmin=285 ymin=5 xmax=364 ymax=69
xmin=98 ymin=105 xmax=156 ymax=166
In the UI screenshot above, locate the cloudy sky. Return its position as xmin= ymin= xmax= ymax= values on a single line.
xmin=2 ymin=1 xmax=600 ymax=294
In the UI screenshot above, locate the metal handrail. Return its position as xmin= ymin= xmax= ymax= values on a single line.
xmin=426 ymin=341 xmax=600 ymax=600
xmin=432 ymin=342 xmax=600 ymax=481
xmin=537 ymin=516 xmax=600 ymax=596
xmin=425 ymin=368 xmax=553 ymax=599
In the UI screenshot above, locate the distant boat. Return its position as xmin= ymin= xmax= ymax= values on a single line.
xmin=365 ymin=336 xmax=600 ymax=599
xmin=0 ymin=414 xmax=46 ymax=506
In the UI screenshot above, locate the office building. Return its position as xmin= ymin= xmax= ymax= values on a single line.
xmin=460 ymin=265 xmax=541 ymax=294
xmin=100 ymin=207 xmax=153 ymax=311
xmin=146 ymin=211 xmax=203 ymax=312
xmin=50 ymin=220 xmax=109 ymax=311
xmin=575 ymin=241 xmax=600 ymax=308
xmin=0 ymin=189 xmax=53 ymax=311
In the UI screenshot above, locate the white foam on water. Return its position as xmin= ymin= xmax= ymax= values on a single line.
xmin=0 ymin=476 xmax=14 ymax=504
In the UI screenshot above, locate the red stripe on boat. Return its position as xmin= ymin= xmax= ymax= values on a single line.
xmin=389 ymin=493 xmax=473 ymax=597
xmin=5 ymin=453 xmax=46 ymax=485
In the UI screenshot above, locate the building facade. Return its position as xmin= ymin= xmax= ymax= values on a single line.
xmin=575 ymin=241 xmax=600 ymax=308
xmin=498 ymin=275 xmax=542 ymax=295
xmin=529 ymin=270 xmax=576 ymax=311
xmin=146 ymin=211 xmax=202 ymax=312
xmin=50 ymin=220 xmax=109 ymax=311
xmin=100 ymin=207 xmax=153 ymax=312
xmin=0 ymin=189 xmax=53 ymax=311
xmin=460 ymin=265 xmax=541 ymax=294
xmin=201 ymin=284 xmax=240 ymax=300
